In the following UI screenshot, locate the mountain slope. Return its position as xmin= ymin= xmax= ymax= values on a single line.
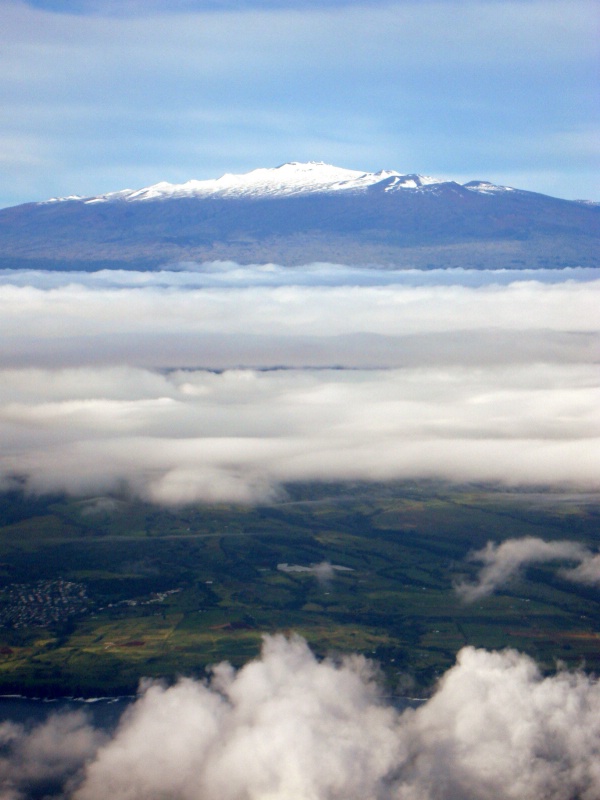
xmin=0 ymin=162 xmax=598 ymax=270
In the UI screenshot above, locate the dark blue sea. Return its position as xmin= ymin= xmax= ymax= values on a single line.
xmin=0 ymin=694 xmax=130 ymax=731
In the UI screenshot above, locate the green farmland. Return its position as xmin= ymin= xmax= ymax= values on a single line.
xmin=0 ymin=482 xmax=599 ymax=697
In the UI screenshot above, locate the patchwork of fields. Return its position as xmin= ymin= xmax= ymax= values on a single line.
xmin=0 ymin=482 xmax=598 ymax=696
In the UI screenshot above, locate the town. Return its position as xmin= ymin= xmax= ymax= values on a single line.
xmin=0 ymin=579 xmax=90 ymax=629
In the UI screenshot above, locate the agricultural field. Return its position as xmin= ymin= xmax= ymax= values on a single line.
xmin=0 ymin=481 xmax=599 ymax=697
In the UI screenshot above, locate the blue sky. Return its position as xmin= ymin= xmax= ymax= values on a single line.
xmin=0 ymin=0 xmax=598 ymax=207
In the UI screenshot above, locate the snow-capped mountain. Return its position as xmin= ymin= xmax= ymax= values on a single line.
xmin=1 ymin=162 xmax=598 ymax=271
xmin=45 ymin=162 xmax=510 ymax=205
xmin=90 ymin=162 xmax=420 ymax=202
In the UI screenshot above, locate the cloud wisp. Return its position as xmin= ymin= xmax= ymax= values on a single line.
xmin=456 ymin=536 xmax=600 ymax=602
xmin=3 ymin=634 xmax=600 ymax=800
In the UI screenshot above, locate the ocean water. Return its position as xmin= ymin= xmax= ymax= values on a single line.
xmin=0 ymin=694 xmax=130 ymax=731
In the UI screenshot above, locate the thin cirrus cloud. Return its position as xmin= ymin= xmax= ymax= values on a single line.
xmin=0 ymin=267 xmax=598 ymax=504
xmin=0 ymin=0 xmax=597 ymax=207
xmin=4 ymin=634 xmax=600 ymax=800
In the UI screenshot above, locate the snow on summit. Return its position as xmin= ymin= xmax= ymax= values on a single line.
xmin=69 ymin=162 xmax=447 ymax=205
xmin=42 ymin=162 xmax=522 ymax=206
xmin=178 ymin=161 xmax=396 ymax=199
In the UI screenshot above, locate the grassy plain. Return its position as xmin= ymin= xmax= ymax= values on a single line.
xmin=0 ymin=482 xmax=598 ymax=696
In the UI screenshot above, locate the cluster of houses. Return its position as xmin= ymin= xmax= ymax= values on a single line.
xmin=0 ymin=579 xmax=89 ymax=628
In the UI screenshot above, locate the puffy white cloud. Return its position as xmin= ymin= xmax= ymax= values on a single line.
xmin=75 ymin=635 xmax=399 ymax=800
xmin=4 ymin=635 xmax=600 ymax=800
xmin=456 ymin=536 xmax=600 ymax=601
xmin=396 ymin=644 xmax=600 ymax=800
xmin=0 ymin=710 xmax=104 ymax=799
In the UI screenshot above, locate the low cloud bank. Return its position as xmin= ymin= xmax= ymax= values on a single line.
xmin=3 ymin=635 xmax=600 ymax=800
xmin=1 ymin=364 xmax=599 ymax=502
xmin=457 ymin=536 xmax=600 ymax=601
xmin=1 ymin=276 xmax=598 ymax=370
xmin=0 ymin=269 xmax=598 ymax=500
xmin=1 ymin=264 xmax=598 ymax=290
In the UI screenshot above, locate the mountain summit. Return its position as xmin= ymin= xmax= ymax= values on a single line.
xmin=46 ymin=162 xmax=507 ymax=205
xmin=1 ymin=162 xmax=598 ymax=271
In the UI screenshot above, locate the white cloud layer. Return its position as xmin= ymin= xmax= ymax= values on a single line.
xmin=2 ymin=264 xmax=598 ymax=289
xmin=1 ymin=362 xmax=599 ymax=502
xmin=4 ymin=635 xmax=600 ymax=800
xmin=1 ymin=271 xmax=599 ymax=371
xmin=0 ymin=270 xmax=598 ymax=502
